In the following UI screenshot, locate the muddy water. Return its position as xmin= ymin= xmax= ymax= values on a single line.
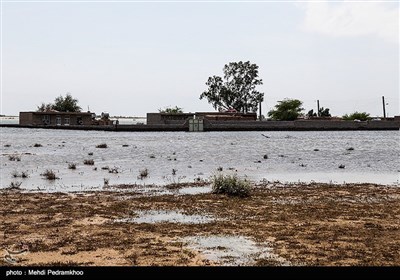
xmin=115 ymin=210 xmax=215 ymax=224
xmin=184 ymin=235 xmax=290 ymax=266
xmin=1 ymin=127 xmax=399 ymax=191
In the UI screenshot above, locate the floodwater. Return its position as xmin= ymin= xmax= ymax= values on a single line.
xmin=1 ymin=127 xmax=399 ymax=191
xmin=183 ymin=235 xmax=290 ymax=266
xmin=115 ymin=210 xmax=215 ymax=224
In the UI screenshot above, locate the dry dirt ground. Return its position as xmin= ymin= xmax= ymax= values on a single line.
xmin=1 ymin=182 xmax=399 ymax=266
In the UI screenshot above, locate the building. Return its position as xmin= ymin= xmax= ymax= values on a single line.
xmin=19 ymin=111 xmax=93 ymax=126
xmin=146 ymin=112 xmax=257 ymax=125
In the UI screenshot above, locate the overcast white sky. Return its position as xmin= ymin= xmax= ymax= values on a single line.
xmin=1 ymin=0 xmax=399 ymax=117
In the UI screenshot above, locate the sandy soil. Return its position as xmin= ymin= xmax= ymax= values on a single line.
xmin=1 ymin=182 xmax=399 ymax=266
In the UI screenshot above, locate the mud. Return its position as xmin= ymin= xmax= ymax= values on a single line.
xmin=1 ymin=182 xmax=399 ymax=266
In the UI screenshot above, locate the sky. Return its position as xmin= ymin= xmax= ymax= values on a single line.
xmin=1 ymin=0 xmax=399 ymax=118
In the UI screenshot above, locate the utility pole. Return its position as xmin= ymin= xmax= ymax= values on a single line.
xmin=382 ymin=96 xmax=386 ymax=119
xmin=259 ymin=101 xmax=262 ymax=121
xmin=317 ymin=100 xmax=320 ymax=117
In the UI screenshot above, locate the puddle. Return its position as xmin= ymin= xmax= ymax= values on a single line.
xmin=115 ymin=210 xmax=215 ymax=224
xmin=178 ymin=186 xmax=212 ymax=195
xmin=183 ymin=235 xmax=290 ymax=266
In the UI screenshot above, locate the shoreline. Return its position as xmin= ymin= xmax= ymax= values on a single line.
xmin=2 ymin=182 xmax=399 ymax=266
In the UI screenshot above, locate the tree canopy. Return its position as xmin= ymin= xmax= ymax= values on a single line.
xmin=37 ymin=93 xmax=82 ymax=112
xmin=342 ymin=111 xmax=370 ymax=121
xmin=200 ymin=61 xmax=264 ymax=113
xmin=158 ymin=106 xmax=183 ymax=114
xmin=268 ymin=99 xmax=304 ymax=121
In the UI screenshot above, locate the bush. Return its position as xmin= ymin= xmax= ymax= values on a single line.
xmin=211 ymin=174 xmax=251 ymax=197
xmin=41 ymin=169 xmax=59 ymax=180
xmin=138 ymin=168 xmax=148 ymax=179
xmin=342 ymin=111 xmax=370 ymax=121
xmin=33 ymin=143 xmax=43 ymax=147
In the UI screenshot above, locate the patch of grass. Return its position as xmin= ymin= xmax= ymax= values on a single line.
xmin=96 ymin=143 xmax=108 ymax=148
xmin=4 ymin=144 xmax=11 ymax=147
xmin=103 ymin=178 xmax=109 ymax=186
xmin=41 ymin=169 xmax=60 ymax=180
xmin=346 ymin=147 xmax=355 ymax=151
xmin=122 ymin=144 xmax=129 ymax=147
xmin=88 ymin=152 xmax=94 ymax=156
xmin=8 ymin=155 xmax=21 ymax=161
xmin=211 ymin=174 xmax=251 ymax=197
xmin=138 ymin=168 xmax=149 ymax=179
xmin=84 ymin=159 xmax=94 ymax=165
xmin=149 ymin=155 xmax=156 ymax=159
xmin=68 ymin=163 xmax=77 ymax=170
xmin=101 ymin=166 xmax=110 ymax=170
xmin=33 ymin=143 xmax=43 ymax=147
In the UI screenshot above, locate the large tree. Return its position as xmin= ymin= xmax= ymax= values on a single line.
xmin=200 ymin=61 xmax=264 ymax=113
xmin=37 ymin=93 xmax=82 ymax=112
xmin=268 ymin=99 xmax=304 ymax=121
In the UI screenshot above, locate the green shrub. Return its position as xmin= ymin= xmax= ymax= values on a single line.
xmin=211 ymin=174 xmax=251 ymax=197
xmin=342 ymin=111 xmax=370 ymax=121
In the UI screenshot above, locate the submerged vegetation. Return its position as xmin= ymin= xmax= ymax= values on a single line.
xmin=41 ymin=169 xmax=59 ymax=180
xmin=7 ymin=181 xmax=22 ymax=190
xmin=84 ymin=159 xmax=95 ymax=165
xmin=68 ymin=163 xmax=77 ymax=170
xmin=11 ymin=171 xmax=29 ymax=178
xmin=138 ymin=168 xmax=149 ymax=180
xmin=8 ymin=155 xmax=21 ymax=161
xmin=96 ymin=143 xmax=108 ymax=148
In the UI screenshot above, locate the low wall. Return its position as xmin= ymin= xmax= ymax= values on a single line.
xmin=204 ymin=120 xmax=400 ymax=131
xmin=1 ymin=120 xmax=399 ymax=131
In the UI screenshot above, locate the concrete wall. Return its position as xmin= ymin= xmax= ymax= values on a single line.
xmin=196 ymin=112 xmax=257 ymax=121
xmin=146 ymin=113 xmax=194 ymax=125
xmin=19 ymin=112 xmax=34 ymax=125
xmin=19 ymin=112 xmax=92 ymax=126
xmin=147 ymin=112 xmax=256 ymax=124
xmin=204 ymin=120 xmax=400 ymax=131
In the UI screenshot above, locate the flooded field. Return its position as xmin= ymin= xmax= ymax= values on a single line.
xmin=2 ymin=183 xmax=399 ymax=266
xmin=1 ymin=127 xmax=399 ymax=191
